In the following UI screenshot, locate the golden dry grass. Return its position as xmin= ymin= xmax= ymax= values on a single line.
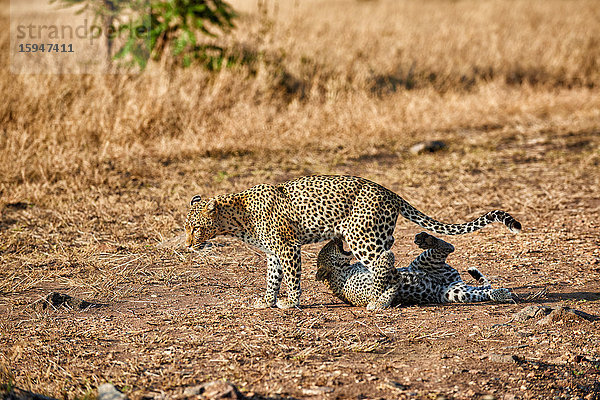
xmin=1 ymin=0 xmax=600 ymax=191
xmin=1 ymin=0 xmax=600 ymax=399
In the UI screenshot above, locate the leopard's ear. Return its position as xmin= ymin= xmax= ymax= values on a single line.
xmin=206 ymin=198 xmax=217 ymax=212
xmin=190 ymin=195 xmax=202 ymax=206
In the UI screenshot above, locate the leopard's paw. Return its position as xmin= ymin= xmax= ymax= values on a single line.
xmin=276 ymin=297 xmax=300 ymax=309
xmin=366 ymin=299 xmax=391 ymax=311
xmin=252 ymin=297 xmax=276 ymax=309
xmin=414 ymin=232 xmax=437 ymax=249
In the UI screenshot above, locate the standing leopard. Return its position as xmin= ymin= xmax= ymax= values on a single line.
xmin=185 ymin=175 xmax=521 ymax=309
xmin=315 ymin=233 xmax=514 ymax=307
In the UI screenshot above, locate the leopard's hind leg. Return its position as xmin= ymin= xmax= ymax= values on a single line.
xmin=466 ymin=267 xmax=491 ymax=286
xmin=342 ymin=190 xmax=400 ymax=309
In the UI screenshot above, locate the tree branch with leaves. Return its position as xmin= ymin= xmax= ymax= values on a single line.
xmin=51 ymin=0 xmax=237 ymax=69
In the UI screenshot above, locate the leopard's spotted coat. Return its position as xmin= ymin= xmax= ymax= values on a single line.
xmin=185 ymin=175 xmax=520 ymax=309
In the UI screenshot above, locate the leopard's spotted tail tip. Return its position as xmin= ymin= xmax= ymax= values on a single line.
xmin=508 ymin=219 xmax=522 ymax=234
xmin=493 ymin=210 xmax=522 ymax=234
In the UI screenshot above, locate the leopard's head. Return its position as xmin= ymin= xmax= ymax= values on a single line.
xmin=315 ymin=237 xmax=354 ymax=282
xmin=185 ymin=195 xmax=219 ymax=251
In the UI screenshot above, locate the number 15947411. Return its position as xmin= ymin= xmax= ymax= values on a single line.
xmin=19 ymin=43 xmax=74 ymax=53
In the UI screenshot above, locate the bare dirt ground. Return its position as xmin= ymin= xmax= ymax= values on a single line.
xmin=2 ymin=127 xmax=599 ymax=400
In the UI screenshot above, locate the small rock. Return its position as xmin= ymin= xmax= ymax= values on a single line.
xmin=379 ymin=379 xmax=409 ymax=391
xmin=481 ymin=395 xmax=497 ymax=400
xmin=409 ymin=140 xmax=447 ymax=154
xmin=511 ymin=305 xmax=552 ymax=322
xmin=549 ymin=356 xmax=568 ymax=365
xmin=183 ymin=381 xmax=245 ymax=399
xmin=301 ymin=387 xmax=334 ymax=396
xmin=487 ymin=354 xmax=520 ymax=363
xmin=512 ymin=305 xmax=598 ymax=325
xmin=98 ymin=384 xmax=127 ymax=400
xmin=537 ymin=306 xmax=598 ymax=325
xmin=516 ymin=330 xmax=533 ymax=337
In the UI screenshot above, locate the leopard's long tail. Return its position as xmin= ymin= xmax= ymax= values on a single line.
xmin=396 ymin=197 xmax=521 ymax=235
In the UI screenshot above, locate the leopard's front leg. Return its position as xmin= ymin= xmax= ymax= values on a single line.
xmin=368 ymin=278 xmax=401 ymax=310
xmin=366 ymin=250 xmax=396 ymax=310
xmin=253 ymin=254 xmax=283 ymax=308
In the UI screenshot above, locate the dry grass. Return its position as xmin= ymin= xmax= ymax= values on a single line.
xmin=1 ymin=0 xmax=600 ymax=191
xmin=1 ymin=0 xmax=600 ymax=399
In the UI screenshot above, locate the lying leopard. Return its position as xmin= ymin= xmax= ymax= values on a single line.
xmin=185 ymin=175 xmax=521 ymax=309
xmin=316 ymin=232 xmax=514 ymax=307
